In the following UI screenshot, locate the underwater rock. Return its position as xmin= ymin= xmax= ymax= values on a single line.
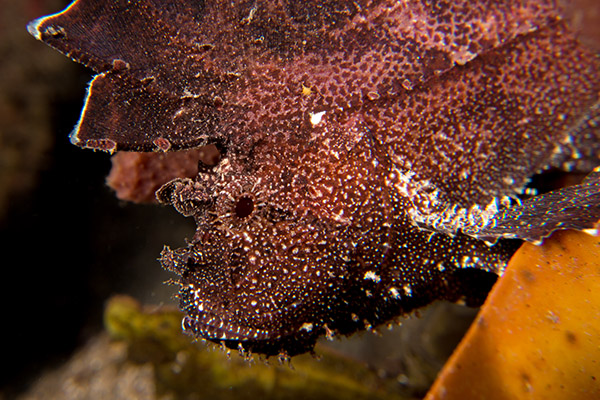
xmin=28 ymin=0 xmax=600 ymax=356
xmin=18 ymin=295 xmax=409 ymax=400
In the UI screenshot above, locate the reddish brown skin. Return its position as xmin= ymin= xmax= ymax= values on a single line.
xmin=30 ymin=1 xmax=600 ymax=356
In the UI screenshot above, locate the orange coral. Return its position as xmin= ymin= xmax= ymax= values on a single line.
xmin=427 ymin=230 xmax=600 ymax=399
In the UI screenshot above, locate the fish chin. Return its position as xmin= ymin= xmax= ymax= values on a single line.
xmin=161 ymin=227 xmax=345 ymax=355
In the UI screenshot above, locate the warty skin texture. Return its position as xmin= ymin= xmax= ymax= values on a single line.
xmin=29 ymin=0 xmax=600 ymax=356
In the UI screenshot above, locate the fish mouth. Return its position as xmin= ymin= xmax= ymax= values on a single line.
xmin=179 ymin=285 xmax=323 ymax=356
xmin=181 ymin=309 xmax=282 ymax=342
xmin=188 ymin=321 xmax=321 ymax=357
xmin=181 ymin=311 xmax=322 ymax=357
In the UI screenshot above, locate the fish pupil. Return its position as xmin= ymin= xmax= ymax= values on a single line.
xmin=235 ymin=196 xmax=254 ymax=218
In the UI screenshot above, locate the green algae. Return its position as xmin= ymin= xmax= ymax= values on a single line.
xmin=104 ymin=295 xmax=412 ymax=400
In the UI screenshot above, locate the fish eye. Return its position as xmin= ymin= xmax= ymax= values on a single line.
xmin=234 ymin=196 xmax=254 ymax=218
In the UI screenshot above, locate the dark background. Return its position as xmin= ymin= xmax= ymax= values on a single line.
xmin=0 ymin=0 xmax=195 ymax=395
